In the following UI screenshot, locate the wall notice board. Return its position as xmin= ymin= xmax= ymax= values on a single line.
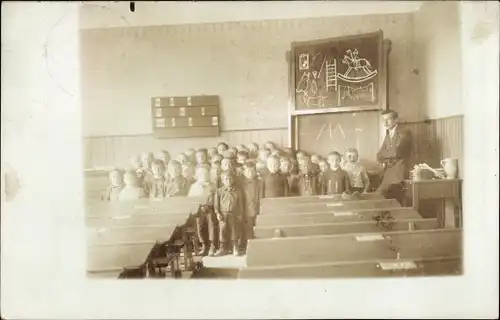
xmin=290 ymin=30 xmax=385 ymax=115
xmin=151 ymin=95 xmax=220 ymax=139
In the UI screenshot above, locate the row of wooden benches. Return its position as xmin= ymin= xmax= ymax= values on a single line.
xmin=240 ymin=194 xmax=462 ymax=278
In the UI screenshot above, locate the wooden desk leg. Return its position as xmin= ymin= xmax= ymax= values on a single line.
xmin=443 ymin=198 xmax=457 ymax=229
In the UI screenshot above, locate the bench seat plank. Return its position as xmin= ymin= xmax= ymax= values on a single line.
xmin=239 ymin=256 xmax=462 ymax=279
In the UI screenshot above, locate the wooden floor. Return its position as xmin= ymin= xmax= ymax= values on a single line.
xmin=193 ymin=256 xmax=246 ymax=279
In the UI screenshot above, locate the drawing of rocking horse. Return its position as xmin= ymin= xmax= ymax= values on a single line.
xmin=337 ymin=49 xmax=378 ymax=83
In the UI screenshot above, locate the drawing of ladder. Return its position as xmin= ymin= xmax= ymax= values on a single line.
xmin=326 ymin=59 xmax=337 ymax=91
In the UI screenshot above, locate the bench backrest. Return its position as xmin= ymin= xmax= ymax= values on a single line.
xmin=254 ymin=218 xmax=438 ymax=239
xmin=255 ymin=207 xmax=422 ymax=227
xmin=260 ymin=198 xmax=400 ymax=215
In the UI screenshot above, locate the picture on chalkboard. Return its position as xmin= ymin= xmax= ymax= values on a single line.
xmin=292 ymin=31 xmax=383 ymax=112
xmin=299 ymin=53 xmax=309 ymax=70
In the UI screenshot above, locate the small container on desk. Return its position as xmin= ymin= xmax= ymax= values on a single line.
xmin=403 ymin=178 xmax=462 ymax=229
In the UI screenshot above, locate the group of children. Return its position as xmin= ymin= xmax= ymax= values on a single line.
xmin=102 ymin=141 xmax=370 ymax=257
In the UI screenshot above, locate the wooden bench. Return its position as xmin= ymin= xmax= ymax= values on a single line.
xmin=260 ymin=192 xmax=383 ymax=207
xmin=254 ymin=217 xmax=438 ymax=239
xmin=255 ymin=207 xmax=422 ymax=227
xmin=245 ymin=228 xmax=462 ymax=268
xmin=239 ymin=255 xmax=462 ymax=278
xmin=260 ymin=198 xmax=401 ymax=215
xmin=86 ymin=197 xmax=204 ymax=219
xmin=86 ymin=198 xmax=204 ymax=278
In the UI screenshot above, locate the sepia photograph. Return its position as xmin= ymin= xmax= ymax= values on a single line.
xmin=81 ymin=1 xmax=466 ymax=281
xmin=2 ymin=1 xmax=499 ymax=318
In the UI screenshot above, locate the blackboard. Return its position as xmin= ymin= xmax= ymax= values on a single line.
xmin=151 ymin=95 xmax=220 ymax=139
xmin=292 ymin=31 xmax=384 ymax=111
xmin=295 ymin=111 xmax=381 ymax=169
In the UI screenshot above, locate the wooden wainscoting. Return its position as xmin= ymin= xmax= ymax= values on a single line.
xmin=83 ymin=128 xmax=288 ymax=169
xmin=83 ymin=116 xmax=463 ymax=172
xmin=402 ymin=115 xmax=463 ymax=174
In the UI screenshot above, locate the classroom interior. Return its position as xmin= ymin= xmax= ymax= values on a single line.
xmin=80 ymin=1 xmax=497 ymax=279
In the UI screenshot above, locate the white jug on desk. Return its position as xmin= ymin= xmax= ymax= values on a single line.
xmin=440 ymin=158 xmax=459 ymax=179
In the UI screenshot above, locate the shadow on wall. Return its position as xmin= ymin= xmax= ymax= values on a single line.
xmin=4 ymin=163 xmax=21 ymax=202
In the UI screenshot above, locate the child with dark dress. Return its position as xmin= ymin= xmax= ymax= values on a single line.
xmin=149 ymin=160 xmax=167 ymax=200
xmin=280 ymin=156 xmax=300 ymax=196
xmin=241 ymin=161 xmax=261 ymax=252
xmin=188 ymin=164 xmax=217 ymax=256
xmin=214 ymin=171 xmax=245 ymax=256
xmin=321 ymin=151 xmax=352 ymax=195
xmin=165 ymin=160 xmax=189 ymax=197
xmin=260 ymin=155 xmax=289 ymax=198
xmin=104 ymin=168 xmax=125 ymax=201
xmin=297 ymin=158 xmax=320 ymax=196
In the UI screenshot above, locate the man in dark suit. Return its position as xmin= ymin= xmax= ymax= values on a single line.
xmin=376 ymin=110 xmax=413 ymax=202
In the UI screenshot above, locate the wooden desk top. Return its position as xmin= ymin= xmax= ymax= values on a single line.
xmin=404 ymin=178 xmax=462 ymax=185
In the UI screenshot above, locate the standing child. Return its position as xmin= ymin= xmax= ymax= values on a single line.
xmin=209 ymin=147 xmax=219 ymax=161
xmin=241 ymin=161 xmax=261 ymax=252
xmin=104 ymin=169 xmax=125 ymax=201
xmin=119 ymin=170 xmax=145 ymax=201
xmin=188 ymin=164 xmax=217 ymax=256
xmin=298 ymin=158 xmax=320 ymax=196
xmin=140 ymin=152 xmax=154 ymax=173
xmin=264 ymin=141 xmax=276 ymax=152
xmin=280 ymin=157 xmax=300 ymax=196
xmin=195 ymin=148 xmax=209 ymax=166
xmin=256 ymin=160 xmax=268 ymax=178
xmin=129 ymin=154 xmax=146 ymax=189
xmin=260 ymin=155 xmax=289 ymax=198
xmin=176 ymin=153 xmax=189 ymax=166
xmin=342 ymin=148 xmax=370 ymax=193
xmin=214 ymin=171 xmax=244 ymax=256
xmin=182 ymin=162 xmax=196 ymax=187
xmin=149 ymin=160 xmax=167 ymax=199
xmin=318 ymin=159 xmax=330 ymax=179
xmin=185 ymin=148 xmax=197 ymax=165
xmin=247 ymin=142 xmax=259 ymax=159
xmin=165 ymin=160 xmax=189 ymax=197
xmin=236 ymin=150 xmax=249 ymax=165
xmin=258 ymin=147 xmax=271 ymax=163
xmin=216 ymin=142 xmax=229 ymax=156
xmin=155 ymin=150 xmax=171 ymax=166
xmin=210 ymin=160 xmax=222 ymax=189
xmin=321 ymin=151 xmax=351 ymax=195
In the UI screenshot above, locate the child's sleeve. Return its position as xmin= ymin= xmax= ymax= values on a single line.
xmin=283 ymin=176 xmax=289 ymax=197
xmin=344 ymin=171 xmax=352 ymax=194
xmin=214 ymin=187 xmax=221 ymax=214
xmin=317 ymin=175 xmax=325 ymax=195
xmin=259 ymin=178 xmax=265 ymax=198
xmin=238 ymin=190 xmax=245 ymax=217
xmin=149 ymin=184 xmax=156 ymax=199
xmin=360 ymin=167 xmax=370 ymax=192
